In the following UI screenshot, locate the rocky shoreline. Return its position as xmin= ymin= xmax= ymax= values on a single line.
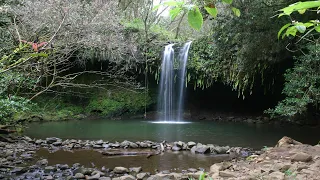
xmin=0 ymin=135 xmax=319 ymax=179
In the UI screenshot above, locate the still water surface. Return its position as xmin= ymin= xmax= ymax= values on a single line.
xmin=24 ymin=119 xmax=320 ymax=149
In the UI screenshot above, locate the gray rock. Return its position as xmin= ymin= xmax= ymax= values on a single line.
xmin=119 ymin=175 xmax=135 ymax=180
xmin=137 ymin=172 xmax=148 ymax=179
xmin=102 ymin=144 xmax=110 ymax=149
xmin=139 ymin=142 xmax=148 ymax=148
xmin=74 ymin=168 xmax=94 ymax=175
xmin=187 ymin=168 xmax=197 ymax=173
xmin=46 ymin=137 xmax=61 ymax=144
xmin=60 ymin=164 xmax=69 ymax=170
xmin=291 ymin=152 xmax=312 ymax=162
xmin=219 ymin=170 xmax=236 ymax=177
xmin=99 ymin=177 xmax=111 ymax=180
xmin=35 ymin=139 xmax=44 ymax=144
xmin=11 ymin=167 xmax=28 ymax=174
xmin=129 ymin=142 xmax=138 ymax=148
xmin=52 ymin=141 xmax=62 ymax=146
xmin=113 ymin=167 xmax=129 ymax=174
xmin=45 ymin=175 xmax=54 ymax=180
xmin=172 ymin=146 xmax=181 ymax=151
xmin=129 ymin=167 xmax=142 ymax=173
xmin=44 ymin=166 xmax=56 ymax=173
xmin=187 ymin=142 xmax=196 ymax=148
xmin=268 ymin=171 xmax=285 ymax=180
xmin=120 ymin=140 xmax=131 ymax=147
xmin=190 ymin=146 xmax=197 ymax=153
xmin=195 ymin=145 xmax=210 ymax=154
xmin=210 ymin=162 xmax=232 ymax=174
xmin=74 ymin=173 xmax=85 ymax=179
xmin=93 ymin=145 xmax=103 ymax=149
xmin=5 ymin=150 xmax=13 ymax=157
xmin=154 ymin=173 xmax=175 ymax=180
xmin=174 ymin=141 xmax=185 ymax=147
xmin=92 ymin=170 xmax=105 ymax=176
xmin=36 ymin=159 xmax=48 ymax=166
xmin=96 ymin=140 xmax=104 ymax=145
xmin=85 ymin=173 xmax=100 ymax=180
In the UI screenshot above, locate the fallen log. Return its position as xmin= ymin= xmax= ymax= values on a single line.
xmin=101 ymin=150 xmax=160 ymax=158
xmin=0 ymin=128 xmax=16 ymax=134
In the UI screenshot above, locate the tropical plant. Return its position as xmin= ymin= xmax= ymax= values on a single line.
xmin=278 ymin=1 xmax=320 ymax=39
xmin=154 ymin=0 xmax=240 ymax=31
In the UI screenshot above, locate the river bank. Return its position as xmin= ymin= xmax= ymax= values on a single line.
xmin=0 ymin=135 xmax=319 ymax=179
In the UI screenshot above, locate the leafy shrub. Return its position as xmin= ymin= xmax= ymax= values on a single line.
xmin=0 ymin=96 xmax=32 ymax=124
xmin=266 ymin=44 xmax=320 ymax=118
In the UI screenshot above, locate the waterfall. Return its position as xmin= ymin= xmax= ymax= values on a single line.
xmin=176 ymin=41 xmax=192 ymax=121
xmin=157 ymin=42 xmax=192 ymax=122
xmin=157 ymin=44 xmax=175 ymax=121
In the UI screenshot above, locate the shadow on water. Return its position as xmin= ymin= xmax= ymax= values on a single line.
xmin=24 ymin=119 xmax=320 ymax=149
xmin=34 ymin=149 xmax=230 ymax=172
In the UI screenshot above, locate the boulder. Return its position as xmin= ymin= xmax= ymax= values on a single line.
xmin=119 ymin=175 xmax=135 ymax=180
xmin=137 ymin=172 xmax=148 ymax=179
xmin=46 ymin=137 xmax=61 ymax=144
xmin=219 ymin=170 xmax=236 ymax=177
xmin=172 ymin=146 xmax=181 ymax=151
xmin=187 ymin=142 xmax=196 ymax=148
xmin=44 ymin=166 xmax=56 ymax=173
xmin=113 ymin=167 xmax=129 ymax=174
xmin=291 ymin=152 xmax=312 ymax=162
xmin=276 ymin=136 xmax=302 ymax=147
xmin=210 ymin=162 xmax=232 ymax=174
xmin=267 ymin=171 xmax=285 ymax=180
xmin=129 ymin=167 xmax=142 ymax=173
xmin=85 ymin=173 xmax=100 ymax=180
xmin=36 ymin=159 xmax=48 ymax=166
xmin=74 ymin=173 xmax=85 ymax=179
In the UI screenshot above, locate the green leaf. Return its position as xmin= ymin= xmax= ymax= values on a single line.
xmin=187 ymin=6 xmax=203 ymax=31
xmin=286 ymin=26 xmax=298 ymax=37
xmin=315 ymin=25 xmax=320 ymax=32
xmin=222 ymin=0 xmax=233 ymax=4
xmin=298 ymin=9 xmax=307 ymax=14
xmin=204 ymin=7 xmax=218 ymax=18
xmin=304 ymin=22 xmax=314 ymax=28
xmin=278 ymin=23 xmax=291 ymax=39
xmin=164 ymin=1 xmax=178 ymax=6
xmin=232 ymin=7 xmax=241 ymax=17
xmin=169 ymin=7 xmax=182 ymax=20
xmin=295 ymin=24 xmax=306 ymax=33
xmin=152 ymin=4 xmax=161 ymax=11
xmin=280 ymin=1 xmax=320 ymax=16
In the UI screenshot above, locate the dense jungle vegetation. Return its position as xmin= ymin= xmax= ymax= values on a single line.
xmin=0 ymin=0 xmax=319 ymax=125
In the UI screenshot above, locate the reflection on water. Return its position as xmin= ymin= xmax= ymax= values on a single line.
xmin=149 ymin=121 xmax=193 ymax=124
xmin=24 ymin=119 xmax=320 ymax=149
xmin=35 ymin=149 xmax=230 ymax=172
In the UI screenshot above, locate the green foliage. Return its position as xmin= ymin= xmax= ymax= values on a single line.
xmin=154 ymin=0 xmax=240 ymax=31
xmin=188 ymin=6 xmax=203 ymax=31
xmin=278 ymin=1 xmax=320 ymax=39
xmin=86 ymin=89 xmax=153 ymax=117
xmin=186 ymin=0 xmax=293 ymax=95
xmin=266 ymin=44 xmax=320 ymax=118
xmin=0 ymin=96 xmax=32 ymax=124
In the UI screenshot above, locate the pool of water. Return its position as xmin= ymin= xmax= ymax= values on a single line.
xmin=24 ymin=119 xmax=320 ymax=149
xmin=35 ymin=149 xmax=230 ymax=172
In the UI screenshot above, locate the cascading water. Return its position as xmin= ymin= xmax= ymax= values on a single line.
xmin=157 ymin=42 xmax=192 ymax=123
xmin=157 ymin=44 xmax=175 ymax=121
xmin=176 ymin=41 xmax=192 ymax=121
